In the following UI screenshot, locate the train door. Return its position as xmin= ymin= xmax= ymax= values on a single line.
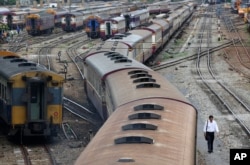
xmin=123 ymin=15 xmax=130 ymax=31
xmin=65 ymin=15 xmax=71 ymax=27
xmin=91 ymin=20 xmax=96 ymax=35
xmin=6 ymin=14 xmax=13 ymax=30
xmin=105 ymin=22 xmax=111 ymax=36
xmin=30 ymin=18 xmax=36 ymax=30
xmin=28 ymin=81 xmax=45 ymax=121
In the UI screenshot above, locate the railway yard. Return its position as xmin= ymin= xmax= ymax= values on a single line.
xmin=1 ymin=1 xmax=250 ymax=165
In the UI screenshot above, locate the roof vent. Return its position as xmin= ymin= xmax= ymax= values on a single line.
xmin=134 ymin=104 xmax=164 ymax=111
xmin=3 ymin=56 xmax=19 ymax=59
xmin=128 ymin=113 xmax=161 ymax=120
xmin=115 ymin=59 xmax=132 ymax=63
xmin=118 ymin=158 xmax=135 ymax=163
xmin=111 ymin=47 xmax=116 ymax=51
xmin=18 ymin=62 xmax=37 ymax=67
xmin=10 ymin=59 xmax=28 ymax=63
xmin=130 ymin=73 xmax=152 ymax=78
xmin=104 ymin=52 xmax=117 ymax=56
xmin=114 ymin=136 xmax=153 ymax=144
xmin=110 ymin=55 xmax=124 ymax=60
xmin=122 ymin=123 xmax=157 ymax=130
xmin=128 ymin=70 xmax=148 ymax=75
xmin=136 ymin=83 xmax=160 ymax=88
xmin=133 ymin=77 xmax=156 ymax=83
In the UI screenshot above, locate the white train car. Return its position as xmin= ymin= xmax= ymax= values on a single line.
xmin=100 ymin=16 xmax=126 ymax=40
xmin=121 ymin=9 xmax=150 ymax=31
xmin=61 ymin=12 xmax=84 ymax=32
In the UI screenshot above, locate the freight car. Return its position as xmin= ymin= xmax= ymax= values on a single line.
xmin=61 ymin=12 xmax=84 ymax=32
xmin=75 ymin=44 xmax=197 ymax=164
xmin=25 ymin=12 xmax=55 ymax=35
xmin=0 ymin=51 xmax=64 ymax=137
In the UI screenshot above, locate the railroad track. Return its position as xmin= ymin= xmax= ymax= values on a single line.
xmin=62 ymin=122 xmax=78 ymax=140
xmin=196 ymin=7 xmax=250 ymax=136
xmin=20 ymin=144 xmax=56 ymax=165
xmin=222 ymin=12 xmax=250 ymax=79
xmin=63 ymin=97 xmax=102 ymax=126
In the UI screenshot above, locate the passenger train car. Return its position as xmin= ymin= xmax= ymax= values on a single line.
xmin=121 ymin=9 xmax=150 ymax=31
xmin=0 ymin=51 xmax=64 ymax=137
xmin=75 ymin=41 xmax=197 ymax=165
xmin=100 ymin=16 xmax=126 ymax=40
xmin=75 ymin=2 xmax=197 ymax=164
xmin=2 ymin=11 xmax=28 ymax=30
xmin=107 ymin=3 xmax=194 ymax=63
xmin=61 ymin=12 xmax=84 ymax=32
xmin=25 ymin=12 xmax=55 ymax=35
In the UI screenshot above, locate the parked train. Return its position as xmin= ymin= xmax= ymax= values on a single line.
xmin=0 ymin=51 xmax=64 ymax=137
xmin=106 ymin=3 xmax=194 ymax=63
xmin=75 ymin=38 xmax=197 ymax=165
xmin=75 ymin=2 xmax=197 ymax=164
xmin=25 ymin=11 xmax=55 ymax=35
xmin=95 ymin=9 xmax=150 ymax=40
xmin=60 ymin=3 xmax=143 ymax=34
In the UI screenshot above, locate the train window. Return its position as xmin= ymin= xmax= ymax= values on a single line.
xmin=133 ymin=78 xmax=156 ymax=83
xmin=122 ymin=123 xmax=157 ymax=130
xmin=128 ymin=113 xmax=161 ymax=120
xmin=4 ymin=86 xmax=6 ymax=99
xmin=130 ymin=73 xmax=152 ymax=78
xmin=136 ymin=83 xmax=160 ymax=88
xmin=128 ymin=70 xmax=148 ymax=75
xmin=114 ymin=136 xmax=153 ymax=144
xmin=3 ymin=56 xmax=19 ymax=59
xmin=134 ymin=104 xmax=164 ymax=111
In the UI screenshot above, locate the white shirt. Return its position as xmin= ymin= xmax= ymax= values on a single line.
xmin=203 ymin=120 xmax=219 ymax=133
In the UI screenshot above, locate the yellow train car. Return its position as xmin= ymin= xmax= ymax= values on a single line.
xmin=0 ymin=51 xmax=64 ymax=137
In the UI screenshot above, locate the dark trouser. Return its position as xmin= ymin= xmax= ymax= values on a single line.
xmin=206 ymin=132 xmax=214 ymax=152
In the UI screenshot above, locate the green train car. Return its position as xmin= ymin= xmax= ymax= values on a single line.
xmin=0 ymin=51 xmax=64 ymax=137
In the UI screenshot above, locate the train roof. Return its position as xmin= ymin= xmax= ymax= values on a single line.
xmin=0 ymin=7 xmax=10 ymax=15
xmin=108 ymin=33 xmax=144 ymax=49
xmin=26 ymin=11 xmax=54 ymax=19
xmin=130 ymin=29 xmax=152 ymax=38
xmin=86 ymin=41 xmax=129 ymax=57
xmin=150 ymin=19 xmax=170 ymax=31
xmin=0 ymin=56 xmax=61 ymax=80
xmin=63 ymin=12 xmax=83 ymax=17
xmin=110 ymin=16 xmax=125 ymax=22
xmin=121 ymin=9 xmax=148 ymax=17
xmin=141 ymin=24 xmax=162 ymax=33
xmin=84 ymin=51 xmax=148 ymax=81
xmin=107 ymin=69 xmax=190 ymax=108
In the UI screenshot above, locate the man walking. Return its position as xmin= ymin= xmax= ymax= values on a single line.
xmin=203 ymin=115 xmax=219 ymax=153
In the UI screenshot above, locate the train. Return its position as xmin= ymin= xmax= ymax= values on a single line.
xmin=75 ymin=35 xmax=197 ymax=165
xmin=25 ymin=11 xmax=55 ymax=35
xmin=61 ymin=12 xmax=84 ymax=32
xmin=75 ymin=2 xmax=197 ymax=164
xmin=0 ymin=51 xmax=64 ymax=137
xmin=106 ymin=3 xmax=194 ymax=63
